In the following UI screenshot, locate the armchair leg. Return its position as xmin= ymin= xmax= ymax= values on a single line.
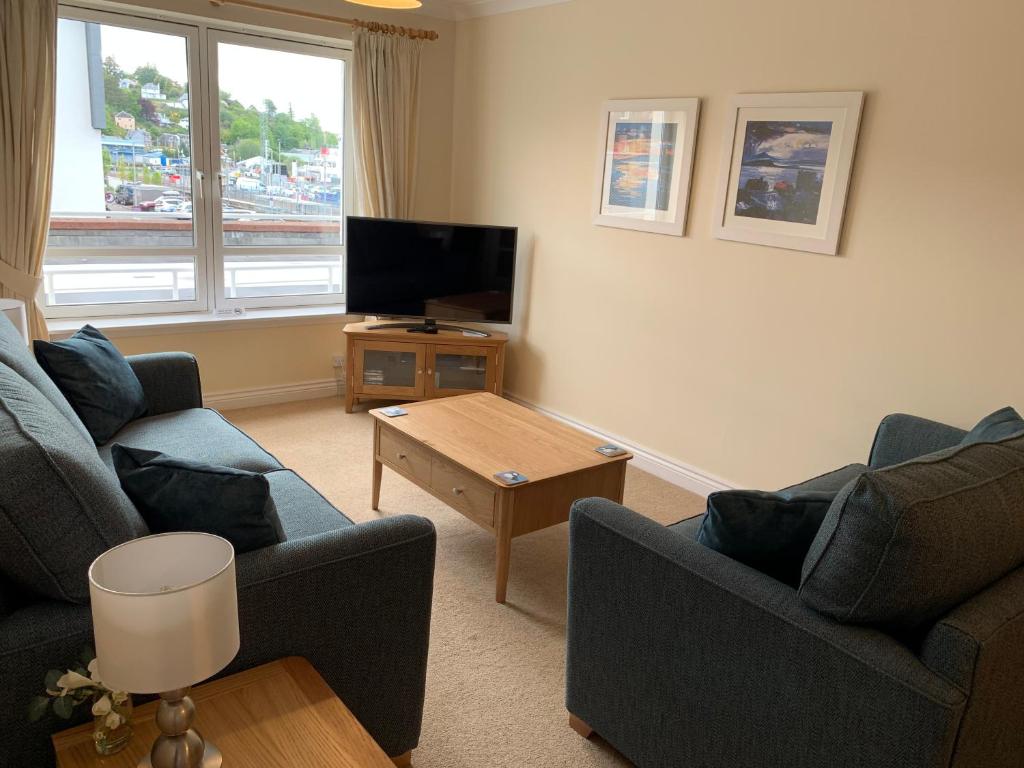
xmin=569 ymin=713 xmax=595 ymax=740
xmin=391 ymin=751 xmax=412 ymax=767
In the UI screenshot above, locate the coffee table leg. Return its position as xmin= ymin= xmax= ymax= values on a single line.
xmin=495 ymin=506 xmax=513 ymax=603
xmin=372 ymin=458 xmax=382 ymax=511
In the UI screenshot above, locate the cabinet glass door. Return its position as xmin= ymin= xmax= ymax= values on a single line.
xmin=354 ymin=341 xmax=425 ymax=397
xmin=427 ymin=346 xmax=496 ymax=397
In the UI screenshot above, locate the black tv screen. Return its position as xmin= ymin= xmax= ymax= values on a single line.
xmin=346 ymin=217 xmax=517 ymax=323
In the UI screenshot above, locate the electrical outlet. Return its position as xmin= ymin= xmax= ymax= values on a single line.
xmin=332 ymin=355 xmax=344 ymax=368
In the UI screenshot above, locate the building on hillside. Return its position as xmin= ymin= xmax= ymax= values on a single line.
xmin=140 ymin=82 xmax=164 ymax=100
xmin=178 ymin=117 xmax=189 ymax=129
xmin=159 ymin=133 xmax=184 ymax=149
xmin=167 ymin=93 xmax=189 ymax=110
xmin=118 ymin=77 xmax=137 ymax=89
xmin=114 ymin=111 xmax=135 ymax=130
xmin=101 ymin=134 xmax=147 ymax=160
xmin=155 ymin=113 xmax=171 ymax=127
xmin=126 ymin=128 xmax=152 ymax=148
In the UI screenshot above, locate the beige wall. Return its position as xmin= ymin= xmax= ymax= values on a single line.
xmin=450 ymin=0 xmax=1024 ymax=488
xmin=97 ymin=0 xmax=455 ymax=395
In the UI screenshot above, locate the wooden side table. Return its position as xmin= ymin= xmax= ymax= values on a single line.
xmin=53 ymin=657 xmax=411 ymax=768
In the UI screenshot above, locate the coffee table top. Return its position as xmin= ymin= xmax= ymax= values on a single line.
xmin=370 ymin=393 xmax=632 ymax=486
xmin=52 ymin=658 xmax=394 ymax=768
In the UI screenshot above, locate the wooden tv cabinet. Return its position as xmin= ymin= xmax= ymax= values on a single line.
xmin=343 ymin=321 xmax=508 ymax=413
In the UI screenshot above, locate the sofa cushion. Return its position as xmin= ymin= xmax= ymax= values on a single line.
xmin=779 ymin=463 xmax=868 ymax=495
xmin=265 ymin=469 xmax=353 ymax=540
xmin=0 ymin=316 xmax=92 ymax=444
xmin=961 ymin=406 xmax=1024 ymax=446
xmin=33 ymin=325 xmax=147 ymax=444
xmin=800 ymin=434 xmax=1024 ymax=628
xmin=0 ymin=366 xmax=147 ymax=604
xmin=99 ymin=408 xmax=283 ymax=473
xmin=668 ymin=515 xmax=704 ymax=539
xmin=698 ymin=490 xmax=835 ymax=586
xmin=112 ymin=445 xmax=286 ymax=554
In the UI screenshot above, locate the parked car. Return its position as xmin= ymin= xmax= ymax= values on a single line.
xmin=139 ymin=191 xmax=184 ymax=212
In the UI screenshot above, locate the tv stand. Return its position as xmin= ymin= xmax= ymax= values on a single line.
xmin=343 ymin=321 xmax=508 ymax=413
xmin=366 ymin=319 xmax=491 ymax=338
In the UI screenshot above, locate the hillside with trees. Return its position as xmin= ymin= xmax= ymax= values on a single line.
xmin=101 ymin=56 xmax=338 ymax=161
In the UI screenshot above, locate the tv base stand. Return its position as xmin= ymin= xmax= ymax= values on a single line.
xmin=366 ymin=319 xmax=490 ymax=338
xmin=343 ymin=321 xmax=508 ymax=413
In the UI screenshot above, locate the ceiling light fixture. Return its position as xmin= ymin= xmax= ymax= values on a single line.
xmin=344 ymin=0 xmax=423 ymax=8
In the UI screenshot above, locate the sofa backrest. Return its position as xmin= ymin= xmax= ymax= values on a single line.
xmin=800 ymin=433 xmax=1024 ymax=629
xmin=0 ymin=314 xmax=92 ymax=444
xmin=0 ymin=363 xmax=147 ymax=604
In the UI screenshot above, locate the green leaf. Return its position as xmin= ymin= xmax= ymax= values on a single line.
xmin=52 ymin=695 xmax=75 ymax=720
xmin=79 ymin=645 xmax=96 ymax=667
xmin=44 ymin=669 xmax=63 ymax=691
xmin=27 ymin=696 xmax=51 ymax=722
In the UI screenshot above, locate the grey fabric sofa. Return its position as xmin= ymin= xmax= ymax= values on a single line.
xmin=566 ymin=414 xmax=1024 ymax=768
xmin=0 ymin=316 xmax=436 ymax=767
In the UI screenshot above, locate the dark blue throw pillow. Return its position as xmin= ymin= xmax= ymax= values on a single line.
xmin=961 ymin=407 xmax=1024 ymax=446
xmin=697 ymin=490 xmax=836 ymax=586
xmin=111 ymin=445 xmax=285 ymax=554
xmin=33 ymin=325 xmax=147 ymax=444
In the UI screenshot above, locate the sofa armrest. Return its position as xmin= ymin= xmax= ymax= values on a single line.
xmin=566 ymin=498 xmax=965 ymax=768
xmin=231 ymin=514 xmax=436 ymax=758
xmin=126 ymin=352 xmax=203 ymax=416
xmin=0 ymin=601 xmax=95 ymax=768
xmin=868 ymin=413 xmax=966 ymax=468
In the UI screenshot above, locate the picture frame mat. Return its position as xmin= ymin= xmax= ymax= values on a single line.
xmin=593 ymin=97 xmax=700 ymax=237
xmin=599 ymin=109 xmax=689 ymax=222
xmin=712 ymin=91 xmax=864 ymax=255
xmin=722 ymin=105 xmax=848 ymax=240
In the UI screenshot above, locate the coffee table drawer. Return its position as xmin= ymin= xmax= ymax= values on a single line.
xmin=431 ymin=458 xmax=495 ymax=529
xmin=378 ymin=427 xmax=432 ymax=485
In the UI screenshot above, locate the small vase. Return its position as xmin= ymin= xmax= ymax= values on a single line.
xmin=93 ymin=695 xmax=133 ymax=756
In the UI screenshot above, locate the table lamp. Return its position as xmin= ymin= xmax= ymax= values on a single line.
xmin=89 ymin=533 xmax=240 ymax=768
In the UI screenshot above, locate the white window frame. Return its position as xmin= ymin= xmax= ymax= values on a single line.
xmin=45 ymin=3 xmax=353 ymax=320
xmin=206 ymin=29 xmax=353 ymax=311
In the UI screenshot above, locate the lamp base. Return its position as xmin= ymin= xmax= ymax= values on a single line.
xmin=136 ymin=688 xmax=223 ymax=768
xmin=138 ymin=742 xmax=222 ymax=768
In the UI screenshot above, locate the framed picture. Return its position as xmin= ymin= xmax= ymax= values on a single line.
xmin=593 ymin=98 xmax=700 ymax=236
xmin=712 ymin=91 xmax=864 ymax=255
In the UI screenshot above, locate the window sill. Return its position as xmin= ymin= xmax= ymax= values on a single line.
xmin=47 ymin=305 xmax=353 ymax=339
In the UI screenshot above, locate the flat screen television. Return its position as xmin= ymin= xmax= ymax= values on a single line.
xmin=346 ymin=217 xmax=517 ymax=333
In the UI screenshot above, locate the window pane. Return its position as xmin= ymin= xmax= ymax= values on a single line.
xmin=45 ymin=18 xmax=197 ymax=307
xmin=216 ymin=41 xmax=344 ymax=299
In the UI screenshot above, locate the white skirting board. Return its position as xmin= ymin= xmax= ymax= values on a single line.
xmin=505 ymin=392 xmax=734 ymax=498
xmin=204 ymin=378 xmax=340 ymax=411
xmin=203 ymin=378 xmax=732 ymax=497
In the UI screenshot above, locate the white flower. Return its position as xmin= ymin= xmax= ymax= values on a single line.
xmin=56 ymin=671 xmax=94 ymax=695
xmin=92 ymin=695 xmax=111 ymax=717
xmin=112 ymin=690 xmax=129 ymax=705
xmin=105 ymin=710 xmax=124 ymax=730
xmin=88 ymin=658 xmax=103 ymax=685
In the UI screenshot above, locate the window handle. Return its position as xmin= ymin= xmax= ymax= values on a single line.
xmin=195 ymin=169 xmax=204 ymax=201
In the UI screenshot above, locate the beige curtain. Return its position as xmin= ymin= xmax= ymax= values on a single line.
xmin=352 ymin=29 xmax=424 ymax=219
xmin=0 ymin=0 xmax=57 ymax=341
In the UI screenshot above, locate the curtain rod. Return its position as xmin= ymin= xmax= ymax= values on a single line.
xmin=207 ymin=0 xmax=441 ymax=41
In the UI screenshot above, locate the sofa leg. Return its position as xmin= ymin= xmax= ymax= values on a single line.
xmin=569 ymin=714 xmax=595 ymax=740
xmin=391 ymin=751 xmax=413 ymax=767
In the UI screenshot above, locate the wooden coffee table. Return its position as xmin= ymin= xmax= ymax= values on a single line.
xmin=371 ymin=392 xmax=632 ymax=602
xmin=52 ymin=657 xmax=408 ymax=768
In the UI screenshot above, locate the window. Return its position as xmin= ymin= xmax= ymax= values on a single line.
xmin=46 ymin=7 xmax=351 ymax=318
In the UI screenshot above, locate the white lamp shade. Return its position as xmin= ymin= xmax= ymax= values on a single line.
xmin=89 ymin=533 xmax=240 ymax=694
xmin=0 ymin=299 xmax=28 ymax=344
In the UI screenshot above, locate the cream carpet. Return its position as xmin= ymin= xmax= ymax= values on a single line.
xmin=225 ymin=397 xmax=706 ymax=767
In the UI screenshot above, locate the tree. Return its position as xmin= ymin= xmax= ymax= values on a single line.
xmin=233 ymin=139 xmax=261 ymax=161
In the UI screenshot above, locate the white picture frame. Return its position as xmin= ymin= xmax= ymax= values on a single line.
xmin=712 ymin=91 xmax=864 ymax=255
xmin=593 ymin=97 xmax=700 ymax=237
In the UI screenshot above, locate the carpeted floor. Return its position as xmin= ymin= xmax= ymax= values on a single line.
xmin=225 ymin=397 xmax=706 ymax=767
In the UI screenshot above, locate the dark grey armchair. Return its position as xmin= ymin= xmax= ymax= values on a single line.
xmin=0 ymin=316 xmax=436 ymax=767
xmin=566 ymin=414 xmax=1024 ymax=768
